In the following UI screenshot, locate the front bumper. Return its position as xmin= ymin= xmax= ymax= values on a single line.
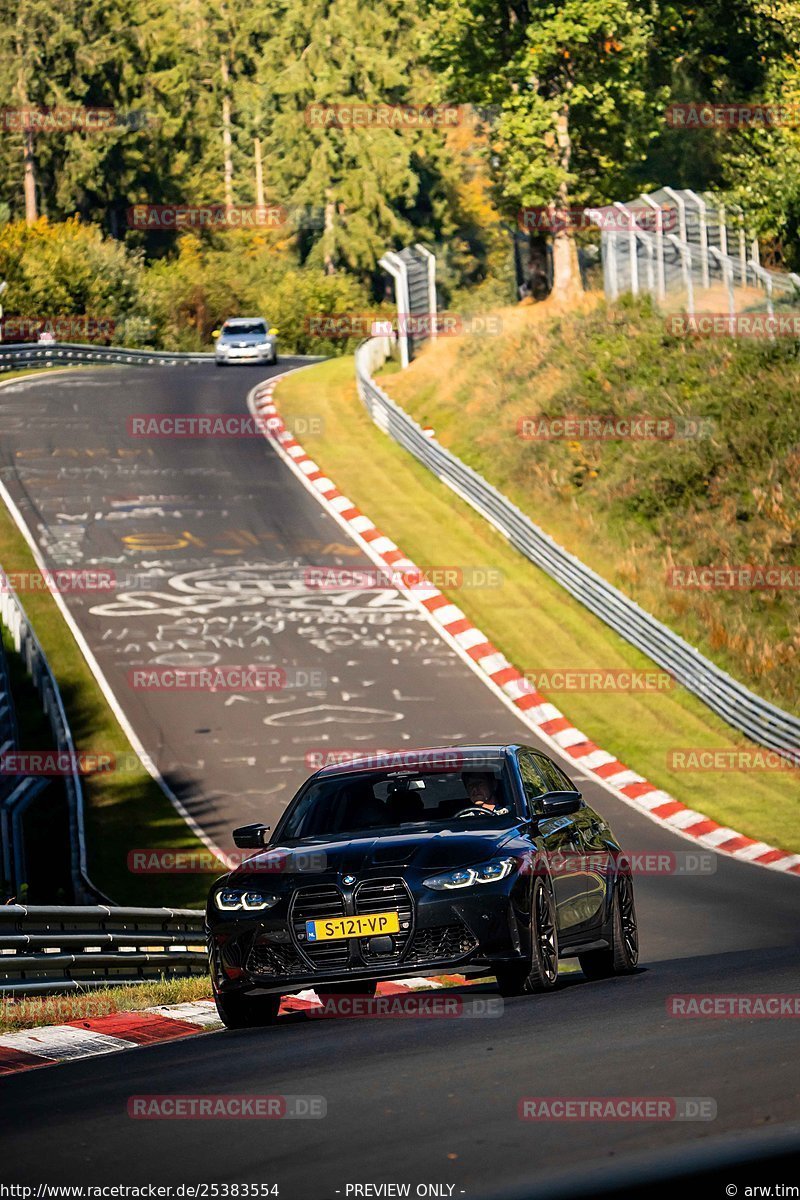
xmin=216 ymin=344 xmax=275 ymax=363
xmin=207 ymin=875 xmax=529 ymax=996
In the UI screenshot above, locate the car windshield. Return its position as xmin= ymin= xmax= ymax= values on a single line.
xmin=222 ymin=321 xmax=266 ymax=336
xmin=274 ymin=764 xmax=519 ymax=842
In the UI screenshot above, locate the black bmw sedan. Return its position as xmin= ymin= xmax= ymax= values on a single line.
xmin=206 ymin=744 xmax=639 ymax=1027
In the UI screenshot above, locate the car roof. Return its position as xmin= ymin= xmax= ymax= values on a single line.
xmin=223 ymin=316 xmax=265 ymax=324
xmin=312 ymin=744 xmax=520 ymax=778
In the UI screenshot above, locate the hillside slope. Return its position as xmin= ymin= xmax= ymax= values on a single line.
xmin=384 ymin=297 xmax=800 ymax=716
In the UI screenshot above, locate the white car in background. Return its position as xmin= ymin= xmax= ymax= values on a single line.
xmin=213 ymin=317 xmax=278 ymax=366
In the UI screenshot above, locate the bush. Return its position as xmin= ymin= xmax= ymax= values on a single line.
xmin=0 ymin=219 xmax=394 ymax=355
xmin=253 ymin=268 xmax=380 ymax=356
xmin=0 ymin=218 xmax=143 ymax=336
xmin=139 ymin=232 xmax=377 ymax=354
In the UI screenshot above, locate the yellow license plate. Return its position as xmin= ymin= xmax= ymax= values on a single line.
xmin=306 ymin=912 xmax=400 ymax=942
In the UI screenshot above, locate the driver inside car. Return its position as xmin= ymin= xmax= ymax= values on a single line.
xmin=460 ymin=770 xmax=511 ymax=815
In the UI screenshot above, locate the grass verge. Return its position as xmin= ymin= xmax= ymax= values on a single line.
xmin=276 ymin=356 xmax=800 ymax=853
xmin=386 ymin=296 xmax=800 ymax=716
xmin=0 ymin=482 xmax=221 ymax=908
xmin=0 ymin=975 xmax=211 ymax=1033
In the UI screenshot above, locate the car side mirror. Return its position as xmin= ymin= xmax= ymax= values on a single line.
xmin=212 ymin=329 xmax=221 ymax=339
xmin=540 ymin=790 xmax=582 ymax=816
xmin=269 ymin=327 xmax=278 ymax=335
xmin=232 ymin=822 xmax=271 ymax=848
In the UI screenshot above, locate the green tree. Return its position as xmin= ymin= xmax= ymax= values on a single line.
xmin=256 ymin=0 xmax=424 ymax=274
xmin=425 ymin=0 xmax=664 ymax=297
xmin=712 ymin=1 xmax=800 ymax=267
xmin=0 ymin=217 xmax=142 ymax=326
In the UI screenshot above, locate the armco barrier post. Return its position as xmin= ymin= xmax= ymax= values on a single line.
xmin=639 ymin=194 xmax=666 ymax=300
xmin=685 ymin=190 xmax=710 ymax=289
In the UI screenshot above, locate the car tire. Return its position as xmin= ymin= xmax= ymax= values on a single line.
xmin=214 ymin=990 xmax=281 ymax=1029
xmin=315 ymin=981 xmax=377 ymax=1008
xmin=495 ymin=876 xmax=559 ymax=996
xmin=578 ymin=872 xmax=639 ymax=980
xmin=215 ymin=361 xmax=224 ymax=368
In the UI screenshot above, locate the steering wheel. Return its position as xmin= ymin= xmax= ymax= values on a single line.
xmin=454 ymin=805 xmax=495 ymax=818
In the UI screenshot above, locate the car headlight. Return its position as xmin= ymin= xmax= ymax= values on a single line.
xmin=423 ymin=858 xmax=516 ymax=891
xmin=214 ymin=888 xmax=279 ymax=911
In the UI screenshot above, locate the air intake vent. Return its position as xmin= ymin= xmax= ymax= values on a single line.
xmin=355 ymin=878 xmax=413 ymax=964
xmin=405 ymin=920 xmax=477 ymax=966
xmin=290 ymin=884 xmax=349 ymax=970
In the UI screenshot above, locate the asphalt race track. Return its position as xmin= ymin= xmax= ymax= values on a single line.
xmin=0 ymin=361 xmax=528 ymax=844
xmin=0 ymin=363 xmax=798 ymax=1195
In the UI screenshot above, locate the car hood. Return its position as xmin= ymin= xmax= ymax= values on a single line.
xmin=229 ymin=828 xmax=520 ymax=881
xmin=220 ymin=331 xmax=269 ymax=345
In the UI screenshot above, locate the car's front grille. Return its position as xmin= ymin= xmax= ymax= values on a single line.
xmin=355 ymin=879 xmax=413 ymax=964
xmin=405 ymin=920 xmax=478 ymax=966
xmin=291 ymin=884 xmax=349 ymax=970
xmin=246 ymin=941 xmax=306 ymax=977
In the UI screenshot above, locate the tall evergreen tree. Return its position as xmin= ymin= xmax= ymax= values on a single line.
xmin=255 ymin=0 xmax=424 ymax=274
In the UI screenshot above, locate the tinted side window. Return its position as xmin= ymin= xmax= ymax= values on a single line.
xmin=534 ymin=754 xmax=574 ymax=793
xmin=517 ymin=752 xmax=549 ymax=814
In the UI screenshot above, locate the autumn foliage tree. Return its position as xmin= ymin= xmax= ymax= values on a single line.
xmin=424 ymin=0 xmax=663 ymax=297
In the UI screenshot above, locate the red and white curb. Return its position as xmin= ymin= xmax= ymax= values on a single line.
xmin=0 ymin=1001 xmax=221 ymax=1076
xmin=0 ymin=978 xmax=469 ymax=1076
xmin=249 ymin=376 xmax=800 ymax=878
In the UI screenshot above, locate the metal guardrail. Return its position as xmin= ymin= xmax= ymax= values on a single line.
xmin=0 ymin=586 xmax=105 ymax=903
xmin=0 ymin=905 xmax=207 ymax=995
xmin=0 ymin=632 xmax=20 ymax=881
xmin=355 ymin=340 xmax=800 ymax=759
xmin=0 ymin=341 xmax=214 ymax=371
xmin=0 ymin=630 xmax=17 ymax=767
